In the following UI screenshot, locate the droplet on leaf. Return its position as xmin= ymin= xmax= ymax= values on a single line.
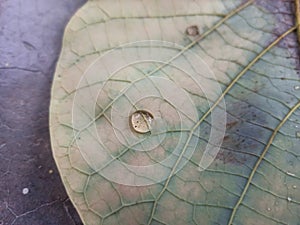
xmin=130 ymin=110 xmax=154 ymax=134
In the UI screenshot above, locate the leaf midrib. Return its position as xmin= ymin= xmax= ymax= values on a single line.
xmin=146 ymin=12 xmax=298 ymax=225
xmin=228 ymin=100 xmax=300 ymax=224
xmin=66 ymin=0 xmax=255 ymax=159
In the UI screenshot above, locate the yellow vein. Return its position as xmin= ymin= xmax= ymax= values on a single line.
xmin=147 ymin=24 xmax=297 ymax=225
xmin=67 ymin=0 xmax=255 ymax=151
xmin=204 ymin=26 xmax=297 ymax=121
xmin=146 ymin=0 xmax=255 ymax=77
xmin=228 ymin=100 xmax=300 ymax=225
xmin=147 ymin=1 xmax=257 ymax=224
xmin=296 ymin=0 xmax=300 ymax=44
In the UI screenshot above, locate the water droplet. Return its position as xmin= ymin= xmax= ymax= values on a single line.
xmin=22 ymin=188 xmax=29 ymax=195
xmin=296 ymin=131 xmax=300 ymax=138
xmin=286 ymin=171 xmax=296 ymax=177
xmin=294 ymin=85 xmax=300 ymax=90
xmin=130 ymin=110 xmax=153 ymax=134
xmin=287 ymin=197 xmax=292 ymax=202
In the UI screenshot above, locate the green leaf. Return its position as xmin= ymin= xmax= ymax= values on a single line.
xmin=50 ymin=0 xmax=300 ymax=224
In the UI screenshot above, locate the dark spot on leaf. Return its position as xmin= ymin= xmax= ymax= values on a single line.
xmin=216 ymin=149 xmax=247 ymax=165
xmin=186 ymin=25 xmax=199 ymax=36
xmin=226 ymin=120 xmax=239 ymax=130
xmin=223 ymin=135 xmax=230 ymax=141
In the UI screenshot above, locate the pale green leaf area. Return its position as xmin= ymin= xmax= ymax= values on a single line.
xmin=50 ymin=0 xmax=300 ymax=224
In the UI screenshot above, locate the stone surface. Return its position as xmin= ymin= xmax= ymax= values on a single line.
xmin=0 ymin=0 xmax=86 ymax=224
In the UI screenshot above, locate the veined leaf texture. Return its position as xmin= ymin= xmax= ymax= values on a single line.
xmin=50 ymin=1 xmax=300 ymax=224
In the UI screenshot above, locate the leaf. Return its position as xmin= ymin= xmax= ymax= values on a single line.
xmin=49 ymin=0 xmax=300 ymax=224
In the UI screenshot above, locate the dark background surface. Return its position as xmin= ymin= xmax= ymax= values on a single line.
xmin=0 ymin=0 xmax=86 ymax=224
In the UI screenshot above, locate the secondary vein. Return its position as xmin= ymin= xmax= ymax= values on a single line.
xmin=146 ymin=1 xmax=256 ymax=224
xmin=295 ymin=0 xmax=300 ymax=44
xmin=228 ymin=100 xmax=300 ymax=224
xmin=147 ymin=19 xmax=297 ymax=225
xmin=67 ymin=0 xmax=255 ymax=154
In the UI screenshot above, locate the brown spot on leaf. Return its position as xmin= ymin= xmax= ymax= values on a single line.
xmin=223 ymin=135 xmax=230 ymax=141
xmin=186 ymin=25 xmax=199 ymax=36
xmin=226 ymin=120 xmax=239 ymax=130
xmin=216 ymin=150 xmax=247 ymax=165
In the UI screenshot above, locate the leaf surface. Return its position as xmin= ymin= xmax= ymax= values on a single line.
xmin=50 ymin=0 xmax=300 ymax=224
